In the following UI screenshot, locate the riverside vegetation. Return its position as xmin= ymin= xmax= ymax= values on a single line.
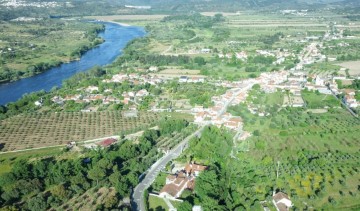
xmin=0 ymin=20 xmax=104 ymax=82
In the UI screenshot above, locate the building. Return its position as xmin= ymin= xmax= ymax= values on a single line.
xmin=192 ymin=206 xmax=202 ymax=211
xmin=179 ymin=76 xmax=188 ymax=83
xmin=159 ymin=163 xmax=207 ymax=200
xmin=96 ymin=138 xmax=117 ymax=148
xmin=272 ymin=192 xmax=293 ymax=211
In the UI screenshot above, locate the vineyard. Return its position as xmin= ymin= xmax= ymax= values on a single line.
xmin=0 ymin=111 xmax=160 ymax=152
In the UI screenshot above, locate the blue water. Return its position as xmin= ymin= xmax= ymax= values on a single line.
xmin=0 ymin=22 xmax=145 ymax=105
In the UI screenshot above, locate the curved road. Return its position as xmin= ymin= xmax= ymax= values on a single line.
xmin=131 ymin=125 xmax=208 ymax=211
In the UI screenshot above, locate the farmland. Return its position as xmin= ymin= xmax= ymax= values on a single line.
xmin=338 ymin=61 xmax=360 ymax=76
xmin=0 ymin=111 xmax=160 ymax=152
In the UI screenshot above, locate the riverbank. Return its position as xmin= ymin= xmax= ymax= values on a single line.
xmin=0 ymin=20 xmax=105 ymax=83
xmin=0 ymin=22 xmax=145 ymax=105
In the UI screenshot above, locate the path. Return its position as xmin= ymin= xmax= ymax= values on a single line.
xmin=0 ymin=135 xmax=119 ymax=155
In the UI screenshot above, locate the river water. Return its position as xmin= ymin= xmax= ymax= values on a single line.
xmin=0 ymin=22 xmax=145 ymax=105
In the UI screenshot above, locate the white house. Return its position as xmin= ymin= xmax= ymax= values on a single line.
xmin=192 ymin=206 xmax=202 ymax=211
xmin=272 ymin=192 xmax=293 ymax=211
xmin=179 ymin=76 xmax=188 ymax=83
xmin=315 ymin=75 xmax=325 ymax=86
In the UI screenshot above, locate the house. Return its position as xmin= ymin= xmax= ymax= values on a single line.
xmin=272 ymin=192 xmax=293 ymax=211
xmin=192 ymin=206 xmax=202 ymax=211
xmin=159 ymin=172 xmax=192 ymax=199
xmin=201 ymin=48 xmax=211 ymax=53
xmin=148 ymin=66 xmax=158 ymax=72
xmin=315 ymin=75 xmax=325 ymax=86
xmin=85 ymin=86 xmax=99 ymax=93
xmin=159 ymin=163 xmax=207 ymax=200
xmin=184 ymin=163 xmax=207 ymax=177
xmin=343 ymin=89 xmax=356 ymax=96
xmin=96 ymin=138 xmax=117 ymax=148
xmin=179 ymin=76 xmax=188 ymax=83
xmin=194 ymin=111 xmax=210 ymax=123
xmin=136 ymin=89 xmax=149 ymax=98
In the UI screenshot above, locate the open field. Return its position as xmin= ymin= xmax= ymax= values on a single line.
xmin=337 ymin=61 xmax=360 ymax=76
xmin=159 ymin=68 xmax=201 ymax=75
xmin=148 ymin=195 xmax=168 ymax=211
xmin=0 ymin=111 xmax=160 ymax=152
xmin=150 ymin=73 xmax=206 ymax=79
xmin=86 ymin=15 xmax=167 ymax=21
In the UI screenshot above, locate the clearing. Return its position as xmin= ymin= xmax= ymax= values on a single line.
xmin=337 ymin=61 xmax=360 ymax=76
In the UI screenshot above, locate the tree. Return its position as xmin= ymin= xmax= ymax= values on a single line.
xmin=104 ymin=195 xmax=118 ymax=209
xmin=88 ymin=167 xmax=105 ymax=186
xmin=26 ymin=194 xmax=47 ymax=211
xmin=177 ymin=201 xmax=193 ymax=211
xmin=50 ymin=184 xmax=68 ymax=201
xmin=194 ymin=57 xmax=206 ymax=66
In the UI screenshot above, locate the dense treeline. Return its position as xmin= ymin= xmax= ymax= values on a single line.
xmin=162 ymin=13 xmax=224 ymax=29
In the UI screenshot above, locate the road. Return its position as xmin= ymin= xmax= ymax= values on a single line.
xmin=328 ymin=87 xmax=359 ymax=118
xmin=131 ymin=124 xmax=208 ymax=211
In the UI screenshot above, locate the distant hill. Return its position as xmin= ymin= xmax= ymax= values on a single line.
xmin=0 ymin=0 xmax=356 ymax=20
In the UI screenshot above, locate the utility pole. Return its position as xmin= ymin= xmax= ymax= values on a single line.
xmin=276 ymin=160 xmax=280 ymax=179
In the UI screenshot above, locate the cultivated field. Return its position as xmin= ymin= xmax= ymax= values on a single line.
xmin=0 ymin=111 xmax=160 ymax=152
xmin=159 ymin=68 xmax=201 ymax=75
xmin=86 ymin=15 xmax=167 ymax=21
xmin=54 ymin=187 xmax=117 ymax=211
xmin=338 ymin=61 xmax=360 ymax=76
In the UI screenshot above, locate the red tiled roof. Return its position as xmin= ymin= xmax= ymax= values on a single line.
xmin=97 ymin=138 xmax=117 ymax=147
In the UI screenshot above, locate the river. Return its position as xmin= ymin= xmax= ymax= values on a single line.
xmin=0 ymin=22 xmax=145 ymax=105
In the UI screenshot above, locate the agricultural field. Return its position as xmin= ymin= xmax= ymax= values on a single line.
xmin=0 ymin=20 xmax=104 ymax=82
xmin=338 ymin=61 xmax=360 ymax=76
xmin=228 ymin=89 xmax=360 ymax=210
xmin=55 ymin=187 xmax=118 ymax=211
xmin=0 ymin=111 xmax=160 ymax=152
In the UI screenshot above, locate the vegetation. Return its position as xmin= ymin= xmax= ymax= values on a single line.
xmin=0 ymin=116 xmax=192 ymax=210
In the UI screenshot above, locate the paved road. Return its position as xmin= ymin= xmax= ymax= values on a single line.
xmin=131 ymin=125 xmax=208 ymax=211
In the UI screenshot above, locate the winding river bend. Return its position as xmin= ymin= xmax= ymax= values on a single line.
xmin=0 ymin=22 xmax=145 ymax=105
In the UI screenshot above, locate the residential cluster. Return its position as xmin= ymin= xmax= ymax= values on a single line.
xmin=103 ymin=73 xmax=164 ymax=85
xmin=1 ymin=0 xmax=59 ymax=8
xmin=158 ymin=162 xmax=207 ymax=200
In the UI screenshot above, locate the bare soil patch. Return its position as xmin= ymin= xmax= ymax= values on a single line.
xmin=159 ymin=68 xmax=201 ymax=75
xmin=337 ymin=61 xmax=360 ymax=76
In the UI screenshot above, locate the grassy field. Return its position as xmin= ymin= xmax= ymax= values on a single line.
xmin=0 ymin=111 xmax=160 ymax=152
xmin=302 ymin=90 xmax=341 ymax=108
xmin=0 ymin=20 xmax=104 ymax=82
xmin=148 ymin=195 xmax=168 ymax=211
